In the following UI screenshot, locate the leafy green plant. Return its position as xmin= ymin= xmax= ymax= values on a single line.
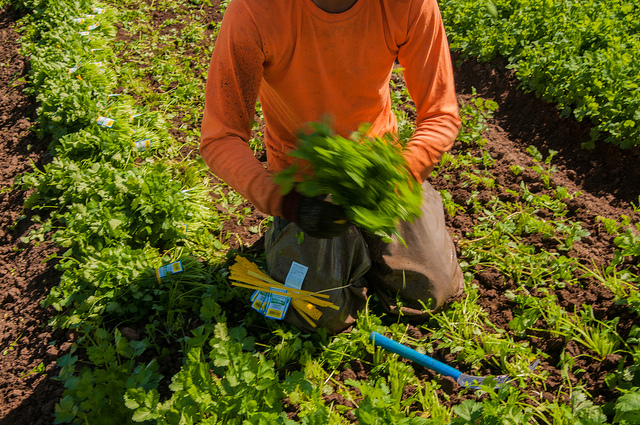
xmin=612 ymin=228 xmax=640 ymax=267
xmin=440 ymin=190 xmax=466 ymax=217
xmin=527 ymin=146 xmax=558 ymax=189
xmin=441 ymin=0 xmax=640 ymax=149
xmin=347 ymin=377 xmax=429 ymax=424
xmin=124 ymin=323 xmax=311 ymax=424
xmin=54 ymin=328 xmax=162 ymax=425
xmin=456 ymin=91 xmax=498 ymax=146
xmin=614 ymin=390 xmax=640 ymax=425
xmin=521 ymin=293 xmax=626 ymax=360
xmin=449 ymin=385 xmax=540 ymax=425
xmin=266 ymin=328 xmax=316 ymax=370
xmin=275 ymin=122 xmax=423 ymax=240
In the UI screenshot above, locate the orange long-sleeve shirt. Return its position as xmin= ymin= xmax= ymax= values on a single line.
xmin=200 ymin=0 xmax=460 ymax=218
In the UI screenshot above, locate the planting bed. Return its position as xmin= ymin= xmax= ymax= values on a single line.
xmin=0 ymin=6 xmax=65 ymax=424
xmin=1 ymin=1 xmax=639 ymax=423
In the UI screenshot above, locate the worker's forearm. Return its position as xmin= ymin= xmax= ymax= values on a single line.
xmin=200 ymin=136 xmax=284 ymax=217
xmin=405 ymin=111 xmax=461 ymax=181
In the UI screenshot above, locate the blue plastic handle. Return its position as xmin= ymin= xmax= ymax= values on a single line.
xmin=370 ymin=332 xmax=462 ymax=380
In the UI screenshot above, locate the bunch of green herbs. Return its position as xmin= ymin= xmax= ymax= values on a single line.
xmin=276 ymin=122 xmax=423 ymax=241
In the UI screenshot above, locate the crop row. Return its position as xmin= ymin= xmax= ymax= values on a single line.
xmin=12 ymin=0 xmax=640 ymax=423
xmin=441 ymin=0 xmax=640 ymax=149
xmin=13 ymin=1 xmax=261 ymax=423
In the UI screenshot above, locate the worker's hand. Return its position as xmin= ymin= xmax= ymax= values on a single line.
xmin=281 ymin=190 xmax=350 ymax=239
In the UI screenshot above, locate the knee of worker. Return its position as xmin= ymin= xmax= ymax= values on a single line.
xmin=373 ymin=264 xmax=464 ymax=315
xmin=407 ymin=266 xmax=464 ymax=311
xmin=284 ymin=281 xmax=368 ymax=335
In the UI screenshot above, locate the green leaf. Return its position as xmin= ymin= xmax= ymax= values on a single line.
xmin=453 ymin=400 xmax=483 ymax=421
xmin=131 ymin=407 xmax=155 ymax=422
xmin=54 ymin=395 xmax=79 ymax=424
xmin=615 ymin=391 xmax=640 ymax=423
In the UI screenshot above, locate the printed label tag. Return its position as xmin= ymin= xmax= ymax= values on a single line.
xmin=96 ymin=116 xmax=115 ymax=128
xmin=68 ymin=63 xmax=81 ymax=74
xmin=263 ymin=262 xmax=308 ymax=320
xmin=263 ymin=287 xmax=290 ymax=320
xmin=265 ymin=294 xmax=290 ymax=320
xmin=285 ymin=262 xmax=308 ymax=289
xmin=251 ymin=291 xmax=268 ymax=313
xmin=134 ymin=139 xmax=151 ymax=150
xmin=155 ymin=261 xmax=183 ymax=283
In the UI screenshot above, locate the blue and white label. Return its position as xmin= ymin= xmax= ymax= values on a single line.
xmin=155 ymin=261 xmax=183 ymax=283
xmin=263 ymin=262 xmax=308 ymax=320
xmin=134 ymin=139 xmax=151 ymax=150
xmin=96 ymin=116 xmax=115 ymax=128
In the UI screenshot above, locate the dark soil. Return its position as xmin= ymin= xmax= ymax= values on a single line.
xmin=1 ymin=3 xmax=639 ymax=424
xmin=0 ymin=6 xmax=68 ymax=425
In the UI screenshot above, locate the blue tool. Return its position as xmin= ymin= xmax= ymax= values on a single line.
xmin=370 ymin=332 xmax=516 ymax=389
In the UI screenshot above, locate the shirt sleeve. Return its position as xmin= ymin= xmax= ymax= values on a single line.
xmin=398 ymin=0 xmax=461 ymax=182
xmin=200 ymin=0 xmax=285 ymax=217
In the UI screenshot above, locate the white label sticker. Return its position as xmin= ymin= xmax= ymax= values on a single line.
xmin=285 ymin=262 xmax=308 ymax=289
xmin=96 ymin=116 xmax=115 ymax=128
xmin=68 ymin=63 xmax=81 ymax=74
xmin=134 ymin=139 xmax=151 ymax=150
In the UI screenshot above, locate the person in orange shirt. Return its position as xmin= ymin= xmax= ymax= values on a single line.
xmin=201 ymin=0 xmax=464 ymax=333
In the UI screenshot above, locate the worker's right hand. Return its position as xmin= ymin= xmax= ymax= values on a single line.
xmin=281 ymin=190 xmax=350 ymax=239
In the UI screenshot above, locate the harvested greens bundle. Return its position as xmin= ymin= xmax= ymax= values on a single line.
xmin=229 ymin=256 xmax=338 ymax=328
xmin=275 ymin=122 xmax=423 ymax=240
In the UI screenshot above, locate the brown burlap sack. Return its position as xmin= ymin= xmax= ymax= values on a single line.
xmin=264 ymin=181 xmax=464 ymax=333
xmin=362 ymin=181 xmax=464 ymax=318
